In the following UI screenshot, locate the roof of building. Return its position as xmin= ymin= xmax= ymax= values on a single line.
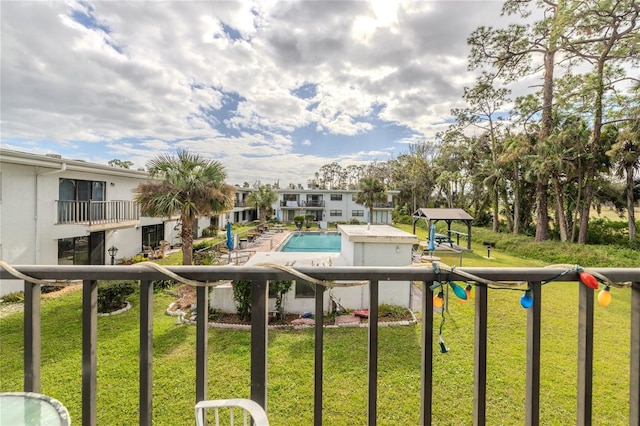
xmin=0 ymin=148 xmax=149 ymax=179
xmin=338 ymin=224 xmax=419 ymax=244
xmin=412 ymin=208 xmax=473 ymax=222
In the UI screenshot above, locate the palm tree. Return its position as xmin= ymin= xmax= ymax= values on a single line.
xmin=355 ymin=177 xmax=387 ymax=228
xmin=134 ymin=149 xmax=235 ymax=265
xmin=606 ymin=123 xmax=640 ymax=243
xmin=247 ymin=185 xmax=277 ymax=224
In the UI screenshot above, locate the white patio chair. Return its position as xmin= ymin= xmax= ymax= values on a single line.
xmin=195 ymin=398 xmax=269 ymax=426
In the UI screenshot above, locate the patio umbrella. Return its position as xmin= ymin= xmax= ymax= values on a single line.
xmin=226 ymin=221 xmax=233 ymax=250
xmin=428 ymin=223 xmax=436 ymax=252
xmin=226 ymin=221 xmax=233 ymax=263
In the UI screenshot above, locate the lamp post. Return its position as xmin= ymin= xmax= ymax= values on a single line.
xmin=108 ymin=245 xmax=118 ymax=265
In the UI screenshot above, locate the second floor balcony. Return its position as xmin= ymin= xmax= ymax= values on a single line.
xmin=56 ymin=200 xmax=140 ymax=226
xmin=281 ymin=200 xmax=325 ymax=208
xmin=1 ymin=264 xmax=638 ymax=425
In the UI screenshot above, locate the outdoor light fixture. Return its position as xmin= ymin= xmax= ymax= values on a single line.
xmin=108 ymin=245 xmax=118 ymax=265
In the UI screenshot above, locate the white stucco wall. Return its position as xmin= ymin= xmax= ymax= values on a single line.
xmin=210 ymin=226 xmax=419 ymax=314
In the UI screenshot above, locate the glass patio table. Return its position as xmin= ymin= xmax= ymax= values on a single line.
xmin=0 ymin=392 xmax=70 ymax=425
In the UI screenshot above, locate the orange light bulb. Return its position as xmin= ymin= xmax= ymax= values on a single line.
xmin=598 ymin=285 xmax=612 ymax=307
xmin=433 ymin=292 xmax=444 ymax=308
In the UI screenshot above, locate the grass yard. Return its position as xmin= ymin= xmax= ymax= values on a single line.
xmin=0 ymin=279 xmax=633 ymax=424
xmin=0 ymin=223 xmax=635 ymax=424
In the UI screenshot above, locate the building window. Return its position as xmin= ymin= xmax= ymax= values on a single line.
xmin=58 ymin=178 xmax=106 ymax=223
xmin=295 ymin=281 xmax=315 ymax=298
xmin=330 ymin=210 xmax=342 ymax=216
xmin=352 ymin=210 xmax=364 ymax=217
xmin=58 ymin=232 xmax=104 ymax=265
xmin=142 ymin=224 xmax=165 ymax=251
xmin=330 ymin=194 xmax=342 ymax=201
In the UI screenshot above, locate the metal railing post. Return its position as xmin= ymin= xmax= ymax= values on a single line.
xmin=196 ymin=285 xmax=208 ymax=403
xmin=577 ymin=284 xmax=594 ymax=426
xmin=368 ymin=280 xmax=379 ymax=426
xmin=526 ymin=282 xmax=541 ymax=426
xmin=474 ymin=283 xmax=488 ymax=426
xmin=420 ymin=280 xmax=434 ymax=425
xmin=631 ymin=281 xmax=640 ymax=426
xmin=24 ymin=280 xmax=41 ymax=393
xmin=139 ymin=280 xmax=154 ymax=426
xmin=251 ymin=280 xmax=269 ymax=411
xmin=82 ymin=279 xmax=98 ymax=426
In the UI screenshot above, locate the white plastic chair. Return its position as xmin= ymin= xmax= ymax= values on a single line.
xmin=195 ymin=398 xmax=269 ymax=426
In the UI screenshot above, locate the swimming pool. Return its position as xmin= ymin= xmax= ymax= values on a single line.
xmin=278 ymin=232 xmax=341 ymax=252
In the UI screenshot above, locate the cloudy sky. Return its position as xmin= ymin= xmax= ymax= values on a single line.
xmin=1 ymin=0 xmax=515 ymax=185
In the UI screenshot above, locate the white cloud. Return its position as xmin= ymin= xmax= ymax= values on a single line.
xmin=2 ymin=0 xmax=519 ymax=184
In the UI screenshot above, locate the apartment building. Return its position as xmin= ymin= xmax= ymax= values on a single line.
xmin=273 ymin=188 xmax=396 ymax=225
xmin=0 ymin=149 xmax=218 ymax=296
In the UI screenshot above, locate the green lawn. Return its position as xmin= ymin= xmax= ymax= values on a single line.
xmin=0 ymin=225 xmax=635 ymax=425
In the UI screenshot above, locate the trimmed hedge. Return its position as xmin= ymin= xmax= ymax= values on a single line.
xmin=97 ymin=280 xmax=136 ymax=313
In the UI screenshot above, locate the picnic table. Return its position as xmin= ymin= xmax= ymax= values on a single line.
xmin=434 ymin=233 xmax=453 ymax=247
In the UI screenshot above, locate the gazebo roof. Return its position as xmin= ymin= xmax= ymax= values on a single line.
xmin=412 ymin=208 xmax=473 ymax=222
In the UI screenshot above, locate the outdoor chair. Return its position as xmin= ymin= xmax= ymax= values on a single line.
xmin=195 ymin=398 xmax=269 ymax=426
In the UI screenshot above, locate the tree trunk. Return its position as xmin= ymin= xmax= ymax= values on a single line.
xmin=578 ymin=58 xmax=606 ymax=244
xmin=552 ymin=176 xmax=569 ymax=241
xmin=535 ymin=182 xmax=549 ymax=242
xmin=627 ymin=165 xmax=637 ymax=243
xmin=571 ymin=159 xmax=583 ymax=242
xmin=513 ymin=168 xmax=520 ymax=234
xmin=501 ymin=187 xmax=513 ymax=232
xmin=534 ymin=8 xmax=560 ymax=242
xmin=181 ymin=215 xmax=194 ymax=265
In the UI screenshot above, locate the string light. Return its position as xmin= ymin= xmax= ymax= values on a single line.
xmin=433 ymin=291 xmax=444 ymax=309
xmin=577 ymin=267 xmax=599 ymax=289
xmin=449 ymin=281 xmax=468 ymax=300
xmin=520 ymin=290 xmax=533 ymax=309
xmin=598 ymin=285 xmax=612 ymax=307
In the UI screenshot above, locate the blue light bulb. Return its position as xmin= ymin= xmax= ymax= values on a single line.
xmin=520 ymin=290 xmax=533 ymax=309
xmin=450 ymin=282 xmax=468 ymax=300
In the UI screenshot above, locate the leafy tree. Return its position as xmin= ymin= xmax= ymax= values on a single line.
xmin=468 ymin=0 xmax=573 ymax=241
xmin=607 ymin=121 xmax=640 ymax=242
xmin=108 ymin=159 xmax=134 ymax=169
xmin=356 ymin=177 xmax=387 ymax=227
xmin=247 ymin=185 xmax=277 ymax=224
xmin=452 ymin=72 xmax=511 ymax=232
xmin=133 ymin=149 xmax=234 ymax=265
xmin=566 ymin=0 xmax=640 ymax=243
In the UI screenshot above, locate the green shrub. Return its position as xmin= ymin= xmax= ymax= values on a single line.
xmin=231 ymin=280 xmax=252 ymax=321
xmin=378 ymin=304 xmax=409 ymax=320
xmin=269 ymin=280 xmax=293 ymax=320
xmin=97 ymin=280 xmax=136 ymax=313
xmin=293 ymin=215 xmax=305 ymax=230
xmin=151 ymin=279 xmax=177 ymax=293
xmin=192 ymin=241 xmax=213 ymax=252
xmin=200 ymin=225 xmax=218 ymax=238
xmin=1 ymin=291 xmax=24 ymax=303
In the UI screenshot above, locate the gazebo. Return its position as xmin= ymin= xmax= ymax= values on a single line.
xmin=412 ymin=208 xmax=473 ymax=250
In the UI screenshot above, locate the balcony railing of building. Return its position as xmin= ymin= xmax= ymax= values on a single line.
xmin=280 ymin=200 xmax=325 ymax=207
xmin=234 ymin=200 xmax=249 ymax=208
xmin=56 ymin=200 xmax=140 ymax=225
xmin=372 ymin=202 xmax=393 ymax=208
xmin=1 ymin=264 xmax=638 ymax=426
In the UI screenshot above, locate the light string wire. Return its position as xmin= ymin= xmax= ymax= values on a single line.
xmin=0 ymin=260 xmax=629 ymax=292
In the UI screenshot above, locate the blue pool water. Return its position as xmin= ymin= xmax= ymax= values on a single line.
xmin=279 ymin=232 xmax=341 ymax=252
